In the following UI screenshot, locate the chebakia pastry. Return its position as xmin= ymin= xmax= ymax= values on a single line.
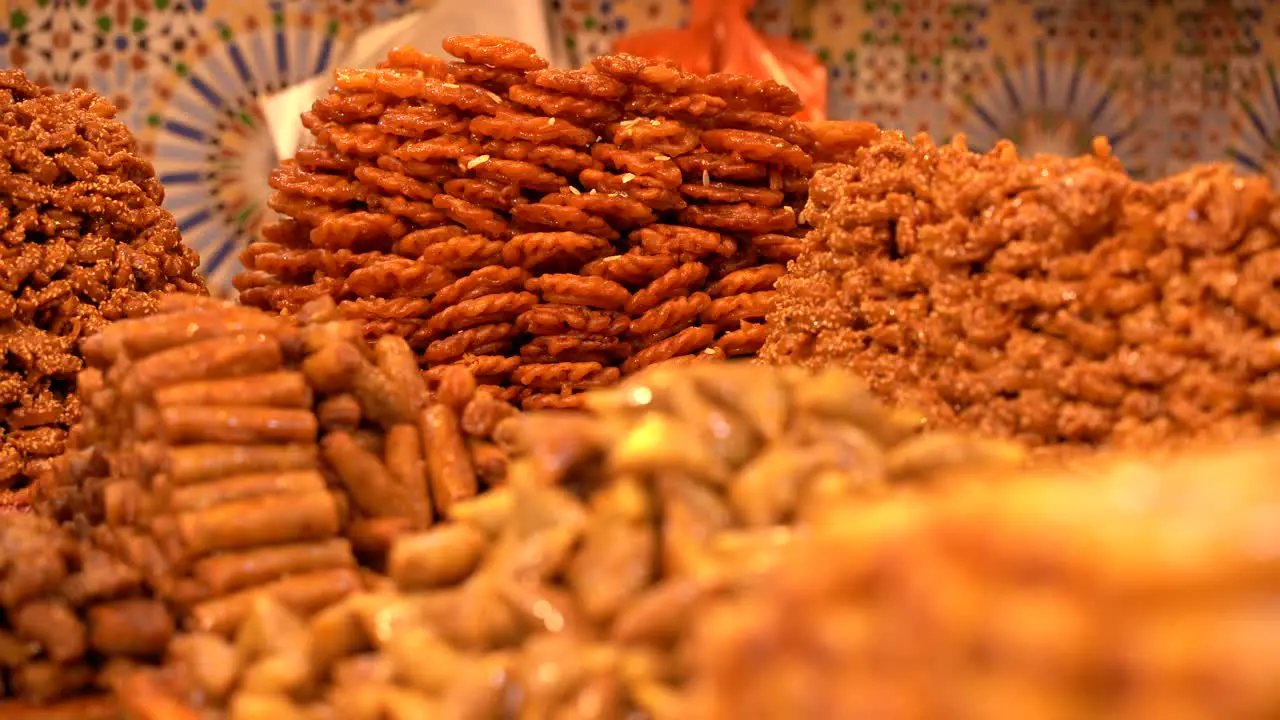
xmin=148 ymin=361 xmax=1018 ymax=719
xmin=237 ymin=34 xmax=876 ymax=409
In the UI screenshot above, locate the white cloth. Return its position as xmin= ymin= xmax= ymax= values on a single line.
xmin=260 ymin=0 xmax=557 ymax=163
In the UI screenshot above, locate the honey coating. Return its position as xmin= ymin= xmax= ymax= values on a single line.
xmin=152 ymin=362 xmax=1020 ymax=720
xmin=238 ymin=34 xmax=878 ymax=409
xmin=4 ymin=295 xmax=520 ymax=705
xmin=692 ymin=437 xmax=1280 ymax=720
xmin=0 ymin=71 xmax=207 ymax=493
xmin=763 ymin=130 xmax=1280 ymax=456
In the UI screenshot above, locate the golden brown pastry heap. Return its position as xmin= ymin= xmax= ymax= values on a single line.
xmin=35 ymin=294 xmax=516 ymax=647
xmin=0 ymin=70 xmax=207 ymax=493
xmin=0 ymin=513 xmax=171 ymax=703
xmin=691 ymin=438 xmax=1280 ymax=720
xmin=763 ymin=130 xmax=1280 ymax=456
xmin=236 ymin=35 xmax=873 ymax=410
xmin=155 ymin=361 xmax=1020 ymax=719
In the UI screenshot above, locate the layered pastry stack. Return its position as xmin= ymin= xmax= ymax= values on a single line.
xmin=235 ymin=36 xmax=862 ymax=409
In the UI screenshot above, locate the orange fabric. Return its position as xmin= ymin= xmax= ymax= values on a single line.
xmin=612 ymin=0 xmax=828 ymax=121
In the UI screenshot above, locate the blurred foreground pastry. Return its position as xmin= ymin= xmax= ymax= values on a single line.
xmin=692 ymin=437 xmax=1280 ymax=720
xmin=0 ymin=513 xmax=169 ymax=703
xmin=152 ymin=361 xmax=1019 ymax=719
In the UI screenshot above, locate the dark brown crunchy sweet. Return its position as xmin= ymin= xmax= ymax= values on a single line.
xmin=0 ymin=71 xmax=206 ymax=492
xmin=764 ymin=130 xmax=1280 ymax=456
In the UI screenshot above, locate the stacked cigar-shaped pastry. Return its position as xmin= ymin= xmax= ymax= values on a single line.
xmin=237 ymin=34 xmax=877 ymax=409
xmin=153 ymin=362 xmax=1022 ymax=719
xmin=59 ymin=294 xmax=359 ymax=636
xmin=40 ymin=294 xmax=516 ymax=639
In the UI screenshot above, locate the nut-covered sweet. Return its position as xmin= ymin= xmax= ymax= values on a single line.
xmin=764 ymin=130 xmax=1280 ymax=456
xmin=238 ymin=35 xmax=877 ymax=408
xmin=0 ymin=71 xmax=207 ymax=493
xmin=156 ymin=361 xmax=1022 ymax=719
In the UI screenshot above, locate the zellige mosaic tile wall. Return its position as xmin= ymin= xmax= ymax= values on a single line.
xmin=0 ymin=0 xmax=1275 ymax=289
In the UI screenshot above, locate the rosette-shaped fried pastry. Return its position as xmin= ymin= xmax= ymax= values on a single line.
xmin=0 ymin=70 xmax=207 ymax=494
xmin=237 ymin=35 xmax=877 ymax=406
xmin=0 ymin=512 xmax=171 ymax=705
xmin=764 ymin=130 xmax=1280 ymax=457
xmin=40 ymin=295 xmax=517 ymax=639
xmin=154 ymin=362 xmax=1020 ymax=720
xmin=693 ymin=437 xmax=1280 ymax=720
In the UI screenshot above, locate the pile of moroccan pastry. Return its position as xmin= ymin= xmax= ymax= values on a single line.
xmin=237 ymin=35 xmax=874 ymax=410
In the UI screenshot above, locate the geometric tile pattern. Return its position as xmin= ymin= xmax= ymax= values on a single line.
xmin=3 ymin=0 xmax=1279 ymax=290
